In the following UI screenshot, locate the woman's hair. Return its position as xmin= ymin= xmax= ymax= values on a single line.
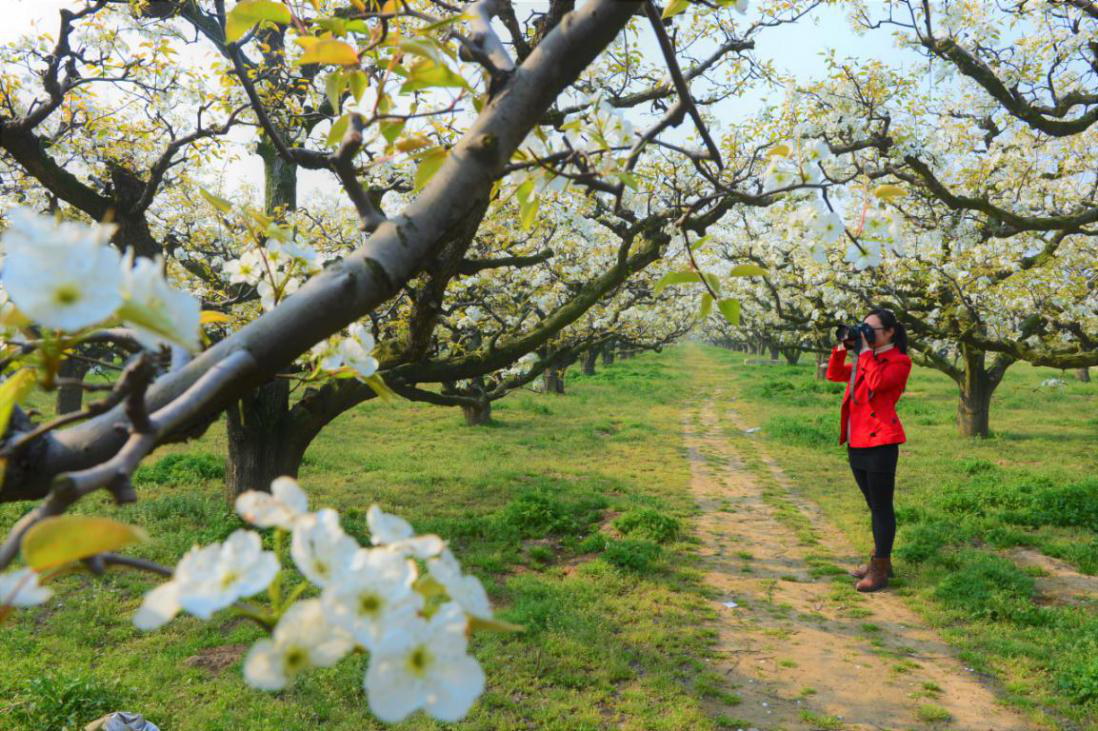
xmin=867 ymin=307 xmax=908 ymax=354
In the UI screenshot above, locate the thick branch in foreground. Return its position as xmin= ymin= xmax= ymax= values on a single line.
xmin=0 ymin=0 xmax=641 ymax=504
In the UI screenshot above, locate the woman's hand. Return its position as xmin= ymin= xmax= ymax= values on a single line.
xmin=859 ymin=330 xmax=870 ymax=353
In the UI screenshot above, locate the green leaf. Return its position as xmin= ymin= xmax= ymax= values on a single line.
xmin=362 ymin=373 xmax=397 ymax=401
xmin=728 ymin=263 xmax=767 ymax=277
xmin=662 ymin=0 xmax=691 ymax=19
xmin=717 ymin=298 xmax=741 ymax=326
xmin=296 ymin=37 xmax=359 ymax=66
xmin=0 ymin=370 xmax=36 ymax=449
xmin=326 ymin=113 xmax=350 ymax=148
xmin=199 ymin=187 xmax=233 ymax=214
xmin=469 ymin=615 xmax=525 ymax=634
xmin=699 ymin=293 xmax=713 ymax=320
xmin=689 ymin=234 xmax=711 ymax=251
xmin=22 ymin=516 xmax=148 ymax=571
xmin=520 ymin=195 xmax=540 ymax=232
xmin=380 ymin=119 xmax=405 ymax=146
xmin=514 ymin=177 xmax=536 ymax=205
xmin=325 ymin=71 xmax=345 ymax=113
xmin=313 ymin=17 xmax=348 ymax=36
xmin=653 ymin=270 xmax=702 ymax=294
xmin=395 ymin=38 xmax=447 ymax=65
xmin=225 ymin=0 xmax=292 ymax=44
xmin=413 ymin=147 xmax=447 ymax=192
xmin=400 ymin=57 xmax=468 ymax=93
xmin=348 ymin=69 xmax=368 ymax=102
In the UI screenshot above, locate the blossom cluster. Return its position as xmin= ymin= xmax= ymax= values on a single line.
xmin=221 ymin=237 xmax=327 ymax=311
xmin=0 ymin=208 xmax=200 ymax=350
xmin=307 ymin=322 xmax=380 ymax=380
xmin=134 ymin=477 xmax=489 ymax=723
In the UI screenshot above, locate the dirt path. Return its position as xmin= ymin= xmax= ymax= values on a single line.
xmin=683 ymin=377 xmax=1031 ymax=729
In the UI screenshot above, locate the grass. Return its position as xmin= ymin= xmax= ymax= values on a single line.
xmin=0 ymin=350 xmax=727 ymax=731
xmin=702 ymin=344 xmax=1098 ymax=728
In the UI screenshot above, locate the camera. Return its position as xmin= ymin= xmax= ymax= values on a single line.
xmin=835 ymin=322 xmax=875 ymax=350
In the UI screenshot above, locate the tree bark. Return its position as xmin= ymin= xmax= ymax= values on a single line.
xmin=602 ymin=343 xmax=614 ymax=366
xmin=582 ymin=348 xmax=598 ymax=375
xmin=768 ymin=344 xmax=781 ymax=361
xmin=781 ymin=347 xmax=801 ymax=366
xmin=55 ymin=358 xmax=91 ymax=415
xmin=1076 ymin=367 xmax=1091 ymax=382
xmin=815 ymin=351 xmax=827 ymax=380
xmin=225 ymin=378 xmax=298 ymax=501
xmin=543 ymin=361 xmax=566 ymax=393
xmin=956 ymin=347 xmax=1008 ymax=438
xmin=224 ymin=140 xmax=299 ymax=502
xmin=461 ymin=399 xmax=492 ymax=425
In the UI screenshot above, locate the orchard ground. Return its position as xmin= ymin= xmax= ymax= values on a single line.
xmin=1 ymin=345 xmax=1095 ymax=730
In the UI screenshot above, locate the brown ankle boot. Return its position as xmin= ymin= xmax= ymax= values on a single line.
xmin=856 ymin=557 xmax=891 ymax=592
xmin=850 ymin=555 xmax=894 ymax=579
xmin=850 ymin=555 xmax=873 ymax=579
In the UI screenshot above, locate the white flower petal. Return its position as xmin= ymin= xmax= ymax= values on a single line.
xmin=366 ymin=504 xmax=414 ymax=545
xmin=133 ymin=581 xmax=181 ymax=630
xmin=271 ymin=477 xmax=308 ymax=515
xmin=425 ymin=653 xmax=486 ymax=722
xmin=244 ymin=638 xmax=288 ymax=691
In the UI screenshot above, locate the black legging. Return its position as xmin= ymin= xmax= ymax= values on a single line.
xmin=850 ymin=468 xmax=896 ymax=558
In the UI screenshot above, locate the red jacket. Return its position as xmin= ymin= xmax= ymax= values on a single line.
xmin=826 ymin=344 xmax=912 ymax=447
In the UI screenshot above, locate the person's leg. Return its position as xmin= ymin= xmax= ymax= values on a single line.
xmin=850 ymin=466 xmax=873 ymax=512
xmin=849 ymin=466 xmax=879 ymax=577
xmin=865 ymin=470 xmax=896 ymax=558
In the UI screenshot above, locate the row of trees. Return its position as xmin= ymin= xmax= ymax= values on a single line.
xmin=706 ymin=0 xmax=1098 ymax=437
xmin=2 ymin=0 xmax=1094 ymax=720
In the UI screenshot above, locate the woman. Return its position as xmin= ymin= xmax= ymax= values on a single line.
xmin=826 ymin=308 xmax=912 ymax=592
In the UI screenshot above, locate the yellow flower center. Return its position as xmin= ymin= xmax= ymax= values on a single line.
xmin=53 ymin=284 xmax=81 ymax=306
xmin=285 ymin=646 xmax=307 ymax=673
xmin=358 ymin=592 xmax=382 ymax=617
xmin=220 ymin=570 xmax=240 ymax=589
xmin=406 ymin=645 xmax=433 ymax=677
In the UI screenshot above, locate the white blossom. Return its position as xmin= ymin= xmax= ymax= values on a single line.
xmin=427 ymin=549 xmax=492 ymax=620
xmin=236 ymin=476 xmax=310 ymax=530
xmin=367 ymin=504 xmax=445 ymax=559
xmin=0 ymin=567 xmax=53 ymax=608
xmin=244 ymin=599 xmax=353 ymax=691
xmin=134 ymin=530 xmax=278 ymax=628
xmin=322 ymin=547 xmax=422 ymax=650
xmin=0 ymin=207 xmax=122 ymax=332
xmin=118 ymin=250 xmax=201 ymax=351
xmin=291 ymin=508 xmax=360 ymax=588
xmin=364 ymin=602 xmax=485 ymax=723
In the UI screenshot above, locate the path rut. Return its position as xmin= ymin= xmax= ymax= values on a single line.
xmin=684 ymin=394 xmax=1031 ymax=731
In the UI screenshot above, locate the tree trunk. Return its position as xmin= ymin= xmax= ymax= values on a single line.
xmin=1076 ymin=367 xmax=1091 ymax=382
xmin=957 ymin=348 xmax=996 ymax=438
xmin=258 ymin=137 xmax=298 ymax=214
xmin=781 ymin=347 xmax=801 ymax=366
xmin=582 ymin=348 xmax=598 ymax=375
xmin=602 ymin=344 xmax=614 ymax=366
xmin=225 ymin=379 xmax=299 ymax=501
xmin=223 ymin=137 xmax=302 ymax=503
xmin=461 ymin=399 xmax=492 ymax=425
xmin=543 ymin=366 xmax=565 ymax=394
xmin=55 ymin=358 xmax=91 ymax=415
xmin=815 ymin=351 xmax=827 ymax=380
xmin=768 ymin=344 xmax=781 ymax=361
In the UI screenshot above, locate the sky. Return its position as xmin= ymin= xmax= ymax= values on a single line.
xmin=2 ymin=1 xmax=923 ymax=201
